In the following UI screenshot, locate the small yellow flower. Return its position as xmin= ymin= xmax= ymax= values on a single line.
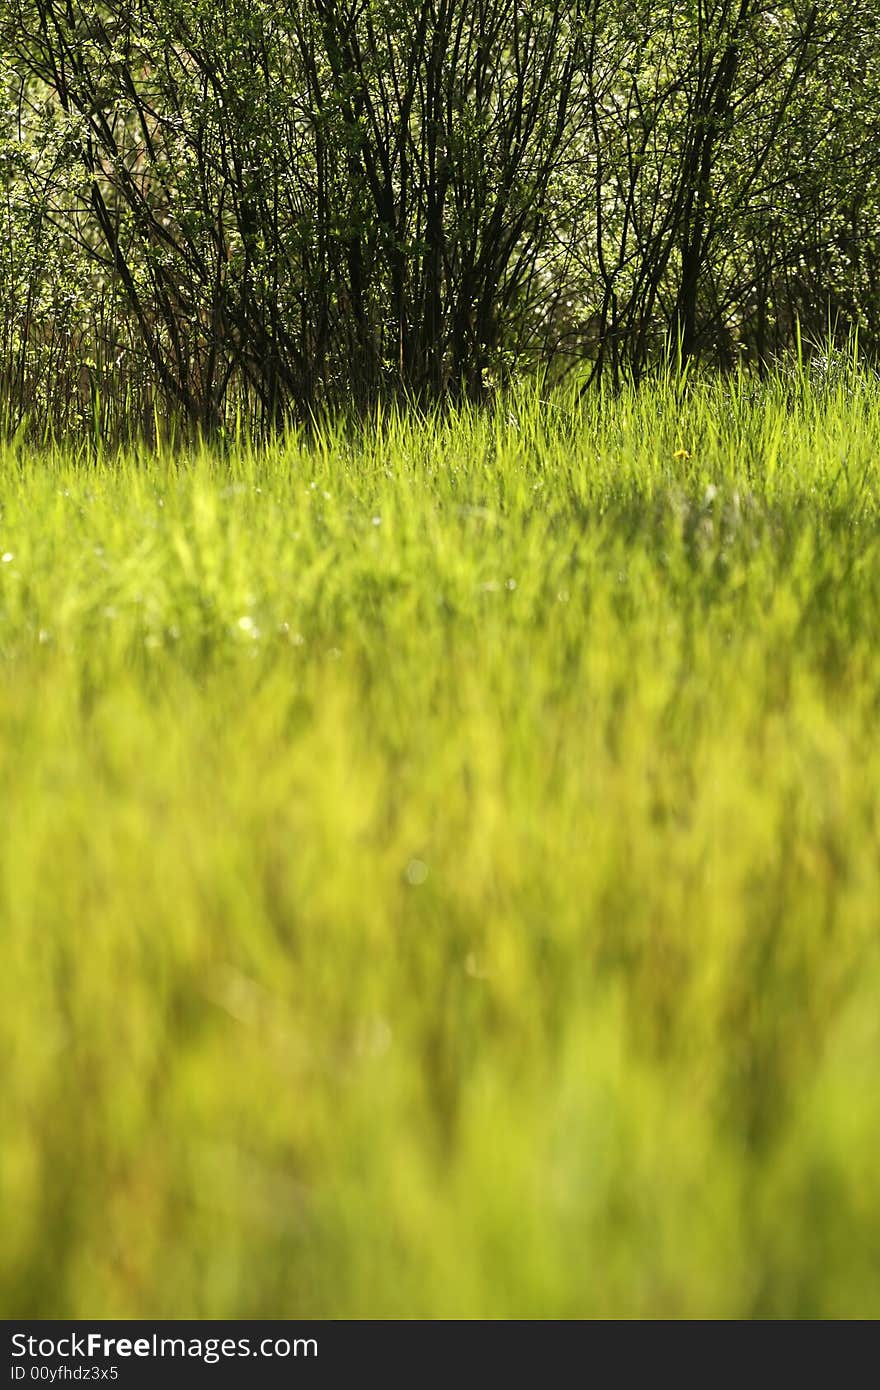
xmin=672 ymin=448 xmax=691 ymax=460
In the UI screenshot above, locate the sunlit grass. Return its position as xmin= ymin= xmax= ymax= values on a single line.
xmin=2 ymin=371 xmax=880 ymax=1317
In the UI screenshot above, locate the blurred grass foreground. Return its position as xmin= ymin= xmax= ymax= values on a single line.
xmin=2 ymin=373 xmax=880 ymax=1317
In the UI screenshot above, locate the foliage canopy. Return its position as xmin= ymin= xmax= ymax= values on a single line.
xmin=2 ymin=1 xmax=879 ymax=428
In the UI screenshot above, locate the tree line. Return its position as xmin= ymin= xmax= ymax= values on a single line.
xmin=1 ymin=0 xmax=878 ymax=433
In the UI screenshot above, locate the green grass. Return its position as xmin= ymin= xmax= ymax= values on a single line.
xmin=3 ymin=371 xmax=880 ymax=1318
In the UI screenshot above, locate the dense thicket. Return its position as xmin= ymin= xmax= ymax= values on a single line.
xmin=2 ymin=0 xmax=879 ymax=430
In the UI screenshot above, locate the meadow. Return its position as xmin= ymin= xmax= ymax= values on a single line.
xmin=2 ymin=370 xmax=880 ymax=1318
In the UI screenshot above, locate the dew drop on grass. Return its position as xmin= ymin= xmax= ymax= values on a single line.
xmin=404 ymin=858 xmax=429 ymax=886
xmin=465 ymin=952 xmax=490 ymax=980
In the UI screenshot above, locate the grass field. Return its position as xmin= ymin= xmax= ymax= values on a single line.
xmin=2 ymin=371 xmax=880 ymax=1318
